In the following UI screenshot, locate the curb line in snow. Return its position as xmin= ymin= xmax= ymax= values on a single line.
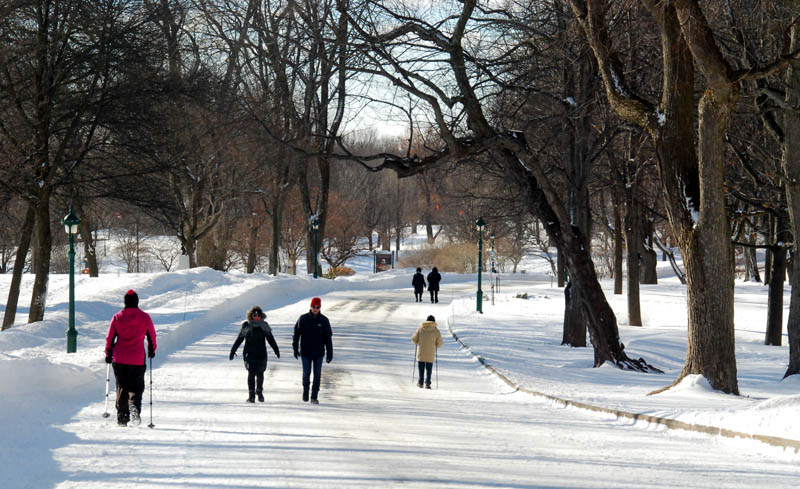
xmin=445 ymin=318 xmax=800 ymax=454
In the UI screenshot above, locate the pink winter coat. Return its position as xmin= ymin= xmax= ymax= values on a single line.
xmin=105 ymin=307 xmax=157 ymax=365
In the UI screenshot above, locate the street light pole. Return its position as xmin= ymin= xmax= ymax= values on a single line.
xmin=476 ymin=217 xmax=486 ymax=313
xmin=311 ymin=218 xmax=319 ymax=279
xmin=63 ymin=208 xmax=81 ymax=353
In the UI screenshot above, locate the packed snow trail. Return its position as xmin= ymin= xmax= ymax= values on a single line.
xmin=52 ymin=287 xmax=799 ymax=489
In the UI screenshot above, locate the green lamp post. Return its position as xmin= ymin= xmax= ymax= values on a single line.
xmin=63 ymin=208 xmax=81 ymax=353
xmin=476 ymin=217 xmax=486 ymax=313
xmin=311 ymin=217 xmax=319 ymax=278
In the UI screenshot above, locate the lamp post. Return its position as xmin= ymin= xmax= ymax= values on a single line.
xmin=311 ymin=217 xmax=319 ymax=278
xmin=476 ymin=217 xmax=486 ymax=313
xmin=63 ymin=208 xmax=81 ymax=353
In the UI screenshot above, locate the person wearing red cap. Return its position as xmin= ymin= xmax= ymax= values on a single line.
xmin=292 ymin=297 xmax=333 ymax=404
xmin=104 ymin=289 xmax=157 ymax=426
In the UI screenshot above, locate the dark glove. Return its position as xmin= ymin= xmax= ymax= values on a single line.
xmin=148 ymin=348 xmax=155 ymax=359
xmin=229 ymin=352 xmax=236 ymax=361
xmin=293 ymin=350 xmax=299 ymax=359
xmin=326 ymin=353 xmax=332 ymax=364
xmin=276 ymin=352 xmax=280 ymax=359
xmin=105 ymin=354 xmax=112 ymax=364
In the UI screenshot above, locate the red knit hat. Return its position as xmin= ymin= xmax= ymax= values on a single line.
xmin=310 ymin=297 xmax=321 ymax=308
xmin=124 ymin=289 xmax=139 ymax=308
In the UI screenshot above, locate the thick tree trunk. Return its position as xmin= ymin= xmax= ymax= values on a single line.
xmin=784 ymin=20 xmax=800 ymax=377
xmin=624 ymin=190 xmax=643 ymax=326
xmin=28 ymin=195 xmax=53 ymax=323
xmin=765 ymin=244 xmax=787 ymax=346
xmin=2 ymin=204 xmax=35 ymax=330
xmin=512 ymin=153 xmax=659 ymax=372
xmin=666 ymin=58 xmax=740 ymax=394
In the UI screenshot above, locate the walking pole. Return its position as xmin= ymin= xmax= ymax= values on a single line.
xmin=147 ymin=356 xmax=155 ymax=429
xmin=412 ymin=345 xmax=418 ymax=385
xmin=102 ymin=363 xmax=111 ymax=418
xmin=435 ymin=348 xmax=439 ymax=390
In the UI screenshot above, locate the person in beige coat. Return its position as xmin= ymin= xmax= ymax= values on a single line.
xmin=412 ymin=315 xmax=443 ymax=388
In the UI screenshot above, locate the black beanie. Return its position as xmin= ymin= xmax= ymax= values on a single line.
xmin=427 ymin=315 xmax=435 ymax=322
xmin=124 ymin=289 xmax=139 ymax=308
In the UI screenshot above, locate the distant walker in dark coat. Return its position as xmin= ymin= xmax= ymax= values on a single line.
xmin=292 ymin=297 xmax=333 ymax=405
xmin=412 ymin=267 xmax=427 ymax=302
xmin=426 ymin=266 xmax=442 ymax=303
xmin=229 ymin=306 xmax=280 ymax=403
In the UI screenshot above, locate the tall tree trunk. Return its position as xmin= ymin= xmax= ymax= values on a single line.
xmin=28 ymin=194 xmax=53 ymax=323
xmin=613 ymin=191 xmax=623 ymax=295
xmin=2 ymin=204 xmax=35 ymax=330
xmin=246 ymin=222 xmax=258 ymax=274
xmin=269 ymin=192 xmax=285 ymax=276
xmin=784 ymin=19 xmax=800 ymax=377
xmin=765 ymin=244 xmax=787 ymax=346
xmin=624 ymin=202 xmax=643 ymax=327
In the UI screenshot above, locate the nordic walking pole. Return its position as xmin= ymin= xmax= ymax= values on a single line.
xmin=102 ymin=363 xmax=111 ymax=418
xmin=412 ymin=345 xmax=418 ymax=385
xmin=147 ymin=356 xmax=155 ymax=429
xmin=435 ymin=348 xmax=439 ymax=390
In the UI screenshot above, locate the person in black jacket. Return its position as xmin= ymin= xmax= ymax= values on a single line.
xmin=412 ymin=267 xmax=427 ymax=302
xmin=292 ymin=297 xmax=333 ymax=404
xmin=427 ymin=266 xmax=442 ymax=303
xmin=229 ymin=306 xmax=280 ymax=403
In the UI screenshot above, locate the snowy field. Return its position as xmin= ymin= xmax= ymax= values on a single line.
xmin=1 ymin=244 xmax=800 ymax=487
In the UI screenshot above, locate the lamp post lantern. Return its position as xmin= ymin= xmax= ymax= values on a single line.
xmin=63 ymin=208 xmax=81 ymax=353
xmin=476 ymin=217 xmax=486 ymax=313
xmin=311 ymin=217 xmax=320 ymax=278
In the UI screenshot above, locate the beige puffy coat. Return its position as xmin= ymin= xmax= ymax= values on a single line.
xmin=412 ymin=321 xmax=443 ymax=363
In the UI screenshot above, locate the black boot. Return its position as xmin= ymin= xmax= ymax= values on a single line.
xmin=247 ymin=391 xmax=255 ymax=403
xmin=257 ymin=391 xmax=264 ymax=402
xmin=303 ymin=389 xmax=309 ymax=402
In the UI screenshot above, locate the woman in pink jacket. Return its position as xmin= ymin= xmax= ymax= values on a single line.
xmin=105 ymin=290 xmax=156 ymax=426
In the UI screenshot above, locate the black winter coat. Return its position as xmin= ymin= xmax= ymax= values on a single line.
xmin=427 ymin=270 xmax=442 ymax=291
xmin=230 ymin=319 xmax=280 ymax=361
xmin=412 ymin=272 xmax=426 ymax=291
xmin=292 ymin=311 xmax=333 ymax=360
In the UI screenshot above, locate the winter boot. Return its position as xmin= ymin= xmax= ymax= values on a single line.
xmin=310 ymin=398 xmax=319 ymax=405
xmin=417 ymin=381 xmax=423 ymax=388
xmin=247 ymin=391 xmax=255 ymax=403
xmin=425 ymin=382 xmax=432 ymax=389
xmin=117 ymin=413 xmax=129 ymax=427
xmin=303 ymin=388 xmax=309 ymax=402
xmin=257 ymin=391 xmax=265 ymax=402
xmin=129 ymin=406 xmax=141 ymax=426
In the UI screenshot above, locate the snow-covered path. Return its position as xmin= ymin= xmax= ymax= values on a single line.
xmin=51 ymin=288 xmax=799 ymax=489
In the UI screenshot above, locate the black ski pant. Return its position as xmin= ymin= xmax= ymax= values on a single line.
xmin=429 ymin=289 xmax=439 ymax=303
xmin=113 ymin=363 xmax=146 ymax=421
xmin=245 ymin=358 xmax=267 ymax=394
xmin=417 ymin=361 xmax=433 ymax=385
xmin=301 ymin=355 xmax=323 ymax=399
xmin=414 ymin=287 xmax=424 ymax=302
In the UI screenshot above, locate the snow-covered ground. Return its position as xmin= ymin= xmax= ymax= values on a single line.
xmin=2 ymin=241 xmax=800 ymax=487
